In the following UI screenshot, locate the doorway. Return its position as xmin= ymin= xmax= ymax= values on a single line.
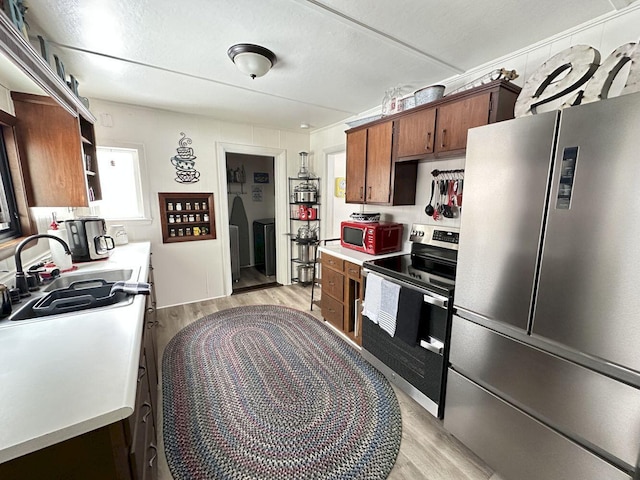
xmin=226 ymin=152 xmax=279 ymax=293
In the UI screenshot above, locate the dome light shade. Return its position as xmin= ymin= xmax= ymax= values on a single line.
xmin=227 ymin=44 xmax=277 ymax=79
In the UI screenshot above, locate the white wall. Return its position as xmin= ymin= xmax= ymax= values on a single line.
xmin=90 ymin=99 xmax=309 ymax=308
xmin=311 ymin=5 xmax=640 ymax=252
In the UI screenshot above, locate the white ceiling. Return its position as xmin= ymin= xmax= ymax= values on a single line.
xmin=20 ymin=0 xmax=635 ymax=131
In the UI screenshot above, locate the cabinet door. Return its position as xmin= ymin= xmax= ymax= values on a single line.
xmin=395 ymin=107 xmax=436 ymax=158
xmin=365 ymin=122 xmax=393 ymax=203
xmin=12 ymin=93 xmax=91 ymax=207
xmin=346 ymin=129 xmax=367 ymax=203
xmin=436 ymin=92 xmax=491 ymax=154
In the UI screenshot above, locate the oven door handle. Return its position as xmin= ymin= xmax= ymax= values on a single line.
xmin=362 ymin=268 xmax=449 ymax=309
xmin=422 ymin=293 xmax=448 ymax=309
xmin=420 ymin=337 xmax=445 ymax=355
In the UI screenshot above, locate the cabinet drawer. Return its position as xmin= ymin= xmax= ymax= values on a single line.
xmin=322 ymin=266 xmax=344 ymax=301
xmin=322 ymin=294 xmax=344 ymax=330
xmin=322 ymin=253 xmax=344 ymax=272
xmin=345 ymin=261 xmax=361 ymax=281
xmin=143 ymin=418 xmax=158 ymax=480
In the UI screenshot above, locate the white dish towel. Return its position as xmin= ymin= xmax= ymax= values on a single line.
xmin=362 ymin=273 xmax=383 ymax=324
xmin=378 ymin=279 xmax=401 ymax=337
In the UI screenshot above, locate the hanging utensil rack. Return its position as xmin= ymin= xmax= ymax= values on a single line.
xmin=431 ymin=168 xmax=464 ymax=180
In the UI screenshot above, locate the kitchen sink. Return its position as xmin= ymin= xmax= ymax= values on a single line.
xmin=42 ymin=268 xmax=136 ymax=292
xmin=5 ymin=268 xmax=140 ymax=323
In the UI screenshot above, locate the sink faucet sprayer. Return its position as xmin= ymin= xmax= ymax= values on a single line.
xmin=14 ymin=234 xmax=72 ymax=297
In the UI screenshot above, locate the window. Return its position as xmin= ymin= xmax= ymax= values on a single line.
xmin=0 ymin=119 xmax=22 ymax=242
xmin=96 ymin=145 xmax=149 ymax=220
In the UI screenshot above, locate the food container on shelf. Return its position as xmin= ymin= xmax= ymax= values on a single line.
xmin=298 ymin=243 xmax=317 ymax=263
xmin=414 ymin=85 xmax=445 ymax=105
xmin=297 ymin=225 xmax=318 ymax=241
xmin=402 ymin=95 xmax=416 ymax=110
xmin=294 ymin=182 xmax=318 ymax=203
xmin=297 ymin=264 xmax=315 ymax=284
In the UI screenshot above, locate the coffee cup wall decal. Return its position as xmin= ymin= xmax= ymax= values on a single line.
xmin=171 ymin=132 xmax=201 ymax=183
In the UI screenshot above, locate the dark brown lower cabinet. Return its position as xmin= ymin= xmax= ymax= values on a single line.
xmin=321 ymin=252 xmax=362 ymax=346
xmin=0 ymin=270 xmax=159 ymax=480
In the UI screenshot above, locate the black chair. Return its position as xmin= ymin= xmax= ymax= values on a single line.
xmin=310 ymin=238 xmax=340 ymax=311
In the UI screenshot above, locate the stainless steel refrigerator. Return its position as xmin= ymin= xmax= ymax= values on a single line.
xmin=444 ymin=93 xmax=640 ymax=480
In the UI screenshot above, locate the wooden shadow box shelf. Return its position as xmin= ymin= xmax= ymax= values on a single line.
xmin=159 ymin=192 xmax=216 ymax=243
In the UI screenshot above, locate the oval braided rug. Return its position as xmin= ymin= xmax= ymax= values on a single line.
xmin=162 ymin=305 xmax=402 ymax=480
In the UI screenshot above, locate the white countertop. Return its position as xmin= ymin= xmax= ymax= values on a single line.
xmin=0 ymin=242 xmax=151 ymax=464
xmin=318 ymin=244 xmax=409 ymax=266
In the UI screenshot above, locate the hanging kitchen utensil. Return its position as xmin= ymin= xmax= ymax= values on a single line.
xmin=437 ymin=180 xmax=447 ymax=215
xmin=443 ymin=180 xmax=455 ymax=218
xmin=425 ymin=180 xmax=435 ymax=216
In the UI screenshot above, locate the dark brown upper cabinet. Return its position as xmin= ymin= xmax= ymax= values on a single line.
xmin=11 ymin=92 xmax=101 ymax=207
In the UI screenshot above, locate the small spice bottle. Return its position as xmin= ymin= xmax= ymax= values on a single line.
xmin=175 ymin=202 xmax=183 ymax=210
xmin=167 ymin=202 xmax=174 ymax=211
xmin=168 ymin=214 xmax=175 ymax=223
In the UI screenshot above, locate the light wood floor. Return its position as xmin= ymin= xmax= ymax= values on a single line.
xmin=232 ymin=266 xmax=278 ymax=292
xmin=155 ymin=285 xmax=498 ymax=480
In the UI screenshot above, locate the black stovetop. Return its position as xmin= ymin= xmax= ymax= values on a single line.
xmin=363 ymin=244 xmax=457 ymax=297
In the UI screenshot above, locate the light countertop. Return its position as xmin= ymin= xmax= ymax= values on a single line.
xmin=0 ymin=242 xmax=151 ymax=464
xmin=318 ymin=244 xmax=409 ymax=266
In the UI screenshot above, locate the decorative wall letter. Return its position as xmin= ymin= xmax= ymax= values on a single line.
xmin=514 ymin=45 xmax=601 ymax=117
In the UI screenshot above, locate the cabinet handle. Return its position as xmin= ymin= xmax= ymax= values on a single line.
xmin=148 ymin=443 xmax=158 ymax=467
xmin=368 ymin=186 xmax=372 ymax=200
xmin=425 ymin=131 xmax=432 ymax=151
xmin=359 ymin=186 xmax=363 ymax=200
xmin=142 ymin=401 xmax=153 ymax=423
xmin=441 ymin=129 xmax=447 ymax=148
xmin=137 ymin=365 xmax=147 ymax=383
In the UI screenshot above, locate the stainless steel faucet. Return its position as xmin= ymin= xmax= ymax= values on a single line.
xmin=14 ymin=234 xmax=72 ymax=296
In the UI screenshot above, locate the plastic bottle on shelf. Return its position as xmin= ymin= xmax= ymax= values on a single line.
xmin=47 ymin=224 xmax=73 ymax=271
xmin=381 ymin=89 xmax=392 ymax=116
xmin=390 ymin=87 xmax=402 ymax=114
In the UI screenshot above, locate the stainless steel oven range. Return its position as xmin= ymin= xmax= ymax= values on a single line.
xmin=361 ymin=224 xmax=458 ymax=418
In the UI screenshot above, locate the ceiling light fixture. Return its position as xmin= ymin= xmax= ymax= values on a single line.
xmin=227 ymin=43 xmax=277 ymax=79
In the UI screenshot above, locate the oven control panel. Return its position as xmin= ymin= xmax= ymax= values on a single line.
xmin=433 ymin=230 xmax=459 ymax=244
xmin=410 ymin=224 xmax=460 ymax=250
